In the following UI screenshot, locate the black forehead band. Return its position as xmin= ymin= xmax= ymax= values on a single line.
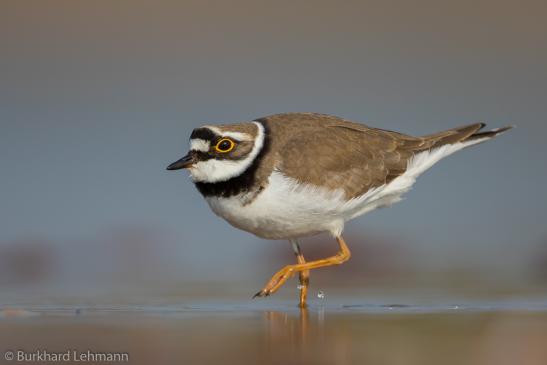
xmin=190 ymin=128 xmax=217 ymax=141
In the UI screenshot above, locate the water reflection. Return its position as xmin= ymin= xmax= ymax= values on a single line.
xmin=262 ymin=306 xmax=354 ymax=364
xmin=264 ymin=307 xmax=310 ymax=347
xmin=263 ymin=308 xmax=313 ymax=364
xmin=259 ymin=304 xmax=547 ymax=365
xmin=2 ymin=303 xmax=547 ymax=365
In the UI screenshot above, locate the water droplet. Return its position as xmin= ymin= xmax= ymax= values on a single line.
xmin=317 ymin=290 xmax=325 ymax=299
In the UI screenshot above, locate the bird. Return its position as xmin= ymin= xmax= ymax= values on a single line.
xmin=167 ymin=112 xmax=512 ymax=307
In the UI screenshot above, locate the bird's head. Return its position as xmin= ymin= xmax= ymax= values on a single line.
xmin=167 ymin=121 xmax=265 ymax=183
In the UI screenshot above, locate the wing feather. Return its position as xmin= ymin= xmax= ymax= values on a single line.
xmin=260 ymin=113 xmax=487 ymax=199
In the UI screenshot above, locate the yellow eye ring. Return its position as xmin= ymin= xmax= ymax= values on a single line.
xmin=214 ymin=138 xmax=236 ymax=153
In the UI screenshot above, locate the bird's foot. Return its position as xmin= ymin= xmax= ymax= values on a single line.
xmin=253 ymin=265 xmax=296 ymax=298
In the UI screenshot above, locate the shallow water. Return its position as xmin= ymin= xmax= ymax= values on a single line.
xmin=2 ymin=292 xmax=547 ymax=365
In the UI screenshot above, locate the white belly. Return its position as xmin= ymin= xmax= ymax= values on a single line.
xmin=205 ymin=171 xmax=407 ymax=239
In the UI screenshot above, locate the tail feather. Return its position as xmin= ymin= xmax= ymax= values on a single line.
xmin=401 ymin=123 xmax=513 ymax=181
xmin=465 ymin=125 xmax=514 ymax=142
xmin=423 ymin=123 xmax=513 ymax=149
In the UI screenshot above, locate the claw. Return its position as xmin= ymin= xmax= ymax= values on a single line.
xmin=253 ymin=290 xmax=268 ymax=298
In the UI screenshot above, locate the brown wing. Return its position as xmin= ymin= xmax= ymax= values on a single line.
xmin=261 ymin=113 xmax=485 ymax=199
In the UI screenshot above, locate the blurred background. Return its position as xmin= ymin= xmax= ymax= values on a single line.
xmin=1 ymin=0 xmax=547 ymax=299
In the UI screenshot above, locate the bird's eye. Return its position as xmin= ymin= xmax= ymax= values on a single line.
xmin=214 ymin=138 xmax=235 ymax=153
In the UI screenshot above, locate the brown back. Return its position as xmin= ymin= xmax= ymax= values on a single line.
xmin=256 ymin=113 xmax=484 ymax=199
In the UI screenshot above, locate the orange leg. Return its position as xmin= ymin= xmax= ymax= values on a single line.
xmin=253 ymin=236 xmax=351 ymax=306
xmin=291 ymin=239 xmax=310 ymax=308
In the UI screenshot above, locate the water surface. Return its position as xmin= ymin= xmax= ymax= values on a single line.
xmin=2 ymin=292 xmax=547 ymax=365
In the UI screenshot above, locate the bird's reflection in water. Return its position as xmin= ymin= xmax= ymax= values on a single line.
xmin=263 ymin=306 xmax=336 ymax=363
xmin=264 ymin=307 xmax=309 ymax=343
xmin=260 ymin=304 xmax=547 ymax=365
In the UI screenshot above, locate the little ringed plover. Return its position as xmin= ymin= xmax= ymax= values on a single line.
xmin=167 ymin=112 xmax=512 ymax=307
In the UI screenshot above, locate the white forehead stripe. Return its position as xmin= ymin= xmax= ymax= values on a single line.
xmin=190 ymin=138 xmax=210 ymax=152
xmin=204 ymin=125 xmax=252 ymax=141
xmin=189 ymin=122 xmax=265 ymax=183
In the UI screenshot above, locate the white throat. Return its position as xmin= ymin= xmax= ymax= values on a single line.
xmin=189 ymin=122 xmax=265 ymax=183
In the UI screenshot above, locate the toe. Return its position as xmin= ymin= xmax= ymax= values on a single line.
xmin=252 ymin=290 xmax=270 ymax=298
xmin=252 ymin=291 xmax=262 ymax=298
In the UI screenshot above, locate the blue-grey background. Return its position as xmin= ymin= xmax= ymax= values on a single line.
xmin=1 ymin=0 xmax=546 ymax=294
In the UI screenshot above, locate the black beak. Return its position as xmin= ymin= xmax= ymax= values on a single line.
xmin=166 ymin=152 xmax=195 ymax=170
